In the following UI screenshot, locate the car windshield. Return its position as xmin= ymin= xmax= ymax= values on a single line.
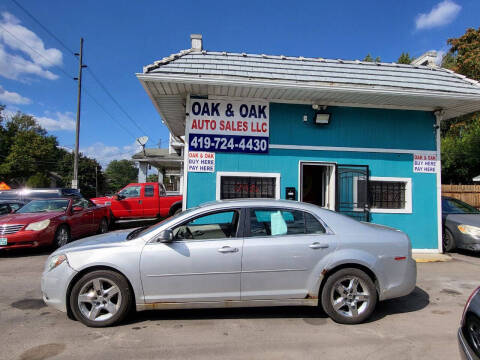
xmin=16 ymin=199 xmax=69 ymax=214
xmin=127 ymin=206 xmax=199 ymax=240
xmin=443 ymin=198 xmax=480 ymax=214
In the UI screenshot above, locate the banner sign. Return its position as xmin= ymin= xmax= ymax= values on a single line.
xmin=188 ymin=99 xmax=269 ymax=154
xmin=413 ymin=153 xmax=438 ymax=173
xmin=188 ymin=151 xmax=215 ymax=172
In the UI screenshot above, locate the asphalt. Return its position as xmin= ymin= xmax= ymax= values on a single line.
xmin=0 ymin=247 xmax=478 ymax=360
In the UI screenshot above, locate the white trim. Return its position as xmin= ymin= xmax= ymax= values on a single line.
xmin=298 ymin=161 xmax=336 ymax=210
xmin=269 ymin=144 xmax=436 ymax=156
xmin=182 ymin=95 xmax=191 ymax=210
xmin=412 ymin=249 xmax=442 ymax=254
xmin=215 ymin=171 xmax=281 ymax=201
xmin=435 ymin=112 xmax=443 ymax=253
xmin=367 ymin=176 xmax=413 ymax=214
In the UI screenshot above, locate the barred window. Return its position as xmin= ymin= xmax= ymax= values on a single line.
xmin=369 ymin=181 xmax=406 ymax=209
xmin=220 ymin=176 xmax=276 ymax=200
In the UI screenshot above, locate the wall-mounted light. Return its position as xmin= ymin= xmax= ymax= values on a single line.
xmin=314 ymin=112 xmax=331 ymax=125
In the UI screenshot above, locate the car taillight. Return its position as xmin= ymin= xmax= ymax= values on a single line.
xmin=461 ymin=286 xmax=480 ymax=326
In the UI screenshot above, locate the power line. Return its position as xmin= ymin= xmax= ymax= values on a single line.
xmin=9 ymin=0 xmax=76 ymax=56
xmin=0 ymin=24 xmax=139 ymax=140
xmin=9 ymin=0 xmax=149 ymax=136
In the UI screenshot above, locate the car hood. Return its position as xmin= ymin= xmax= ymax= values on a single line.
xmin=446 ymin=214 xmax=480 ymax=226
xmin=90 ymin=196 xmax=111 ymax=204
xmin=53 ymin=229 xmax=133 ymax=255
xmin=0 ymin=211 xmax=62 ymax=225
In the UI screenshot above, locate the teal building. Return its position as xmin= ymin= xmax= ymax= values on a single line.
xmin=138 ymin=35 xmax=480 ymax=253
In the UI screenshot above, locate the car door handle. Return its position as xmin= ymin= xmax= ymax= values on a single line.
xmin=217 ymin=246 xmax=239 ymax=253
xmin=310 ymin=242 xmax=329 ymax=249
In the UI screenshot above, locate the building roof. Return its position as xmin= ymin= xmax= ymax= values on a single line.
xmin=132 ymin=148 xmax=182 ymax=169
xmin=137 ymin=41 xmax=480 ymax=137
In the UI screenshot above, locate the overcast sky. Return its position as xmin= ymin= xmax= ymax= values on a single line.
xmin=0 ymin=0 xmax=478 ymax=167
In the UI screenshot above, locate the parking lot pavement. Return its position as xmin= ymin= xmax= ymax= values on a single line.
xmin=1 ymin=250 xmax=478 ymax=360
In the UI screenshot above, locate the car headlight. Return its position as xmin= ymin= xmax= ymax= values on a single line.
xmin=47 ymin=254 xmax=67 ymax=272
xmin=25 ymin=219 xmax=50 ymax=231
xmin=458 ymin=224 xmax=480 ymax=237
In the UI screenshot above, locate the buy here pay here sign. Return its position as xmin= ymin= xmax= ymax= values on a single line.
xmin=187 ymin=99 xmax=269 ymax=154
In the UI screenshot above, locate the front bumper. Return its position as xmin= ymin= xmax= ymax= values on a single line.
xmin=458 ymin=327 xmax=480 ymax=360
xmin=41 ymin=259 xmax=78 ymax=312
xmin=0 ymin=228 xmax=54 ymax=250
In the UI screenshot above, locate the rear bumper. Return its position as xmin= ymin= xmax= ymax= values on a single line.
xmin=458 ymin=327 xmax=480 ymax=360
xmin=380 ymin=258 xmax=417 ymax=301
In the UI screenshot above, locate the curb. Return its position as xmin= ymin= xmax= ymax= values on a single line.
xmin=413 ymin=253 xmax=452 ymax=263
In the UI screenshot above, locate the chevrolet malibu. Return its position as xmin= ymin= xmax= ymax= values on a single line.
xmin=41 ymin=199 xmax=416 ymax=327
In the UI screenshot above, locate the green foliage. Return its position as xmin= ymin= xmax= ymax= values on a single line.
xmin=26 ymin=173 xmax=51 ymax=188
xmin=441 ymin=52 xmax=457 ymax=70
xmin=447 ymin=27 xmax=480 ymax=81
xmin=363 ymin=54 xmax=380 ymax=62
xmin=397 ymin=52 xmax=414 ymax=64
xmin=442 ymin=114 xmax=480 ymax=184
xmin=105 ymin=160 xmax=138 ymax=192
xmin=0 ymin=110 xmax=58 ymax=186
xmin=146 ymin=173 xmax=158 ymax=183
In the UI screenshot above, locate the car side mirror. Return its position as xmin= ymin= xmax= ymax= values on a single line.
xmin=72 ymin=206 xmax=83 ymax=212
xmin=114 ymin=194 xmax=125 ymax=201
xmin=157 ymin=229 xmax=173 ymax=243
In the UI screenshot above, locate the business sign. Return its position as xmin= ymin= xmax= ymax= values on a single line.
xmin=187 ymin=99 xmax=269 ymax=154
xmin=413 ymin=153 xmax=438 ymax=173
xmin=187 ymin=151 xmax=215 ymax=172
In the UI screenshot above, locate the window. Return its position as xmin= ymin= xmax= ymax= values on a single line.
xmin=442 ymin=198 xmax=479 ymax=214
xmin=367 ymin=177 xmax=412 ymax=214
xmin=72 ymin=197 xmax=89 ymax=209
xmin=249 ymin=208 xmax=326 ymax=237
xmin=144 ymin=185 xmax=154 ymax=197
xmin=172 ymin=210 xmax=239 ymax=240
xmin=216 ymin=172 xmax=280 ymax=200
xmin=119 ymin=186 xmax=141 ymax=199
xmin=0 ymin=204 xmax=11 ymax=215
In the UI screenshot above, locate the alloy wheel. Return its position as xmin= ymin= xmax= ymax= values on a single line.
xmin=99 ymin=219 xmax=108 ymax=234
xmin=56 ymin=227 xmax=69 ymax=247
xmin=330 ymin=276 xmax=370 ymax=318
xmin=77 ymin=278 xmax=122 ymax=322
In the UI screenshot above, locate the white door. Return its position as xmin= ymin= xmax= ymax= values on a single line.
xmin=140 ymin=210 xmax=242 ymax=303
xmin=241 ymin=207 xmax=338 ymax=300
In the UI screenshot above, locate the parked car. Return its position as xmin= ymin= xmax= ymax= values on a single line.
xmin=0 ymin=196 xmax=110 ymax=250
xmin=90 ymin=182 xmax=182 ymax=222
xmin=42 ymin=199 xmax=416 ymax=327
xmin=458 ymin=286 xmax=480 ymax=360
xmin=0 ymin=188 xmax=80 ymax=203
xmin=442 ymin=197 xmax=480 ymax=252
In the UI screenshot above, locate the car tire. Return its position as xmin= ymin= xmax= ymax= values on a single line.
xmin=97 ymin=218 xmax=109 ymax=234
xmin=321 ymin=268 xmax=377 ymax=324
xmin=443 ymin=228 xmax=456 ymax=252
xmin=174 ymin=207 xmax=182 ymax=215
xmin=54 ymin=225 xmax=70 ymax=249
xmin=466 ymin=314 xmax=480 ymax=357
xmin=70 ymin=270 xmax=132 ymax=327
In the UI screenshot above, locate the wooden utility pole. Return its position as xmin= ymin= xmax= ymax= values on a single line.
xmin=72 ymin=38 xmax=86 ymax=189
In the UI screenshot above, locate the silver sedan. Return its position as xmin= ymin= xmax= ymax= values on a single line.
xmin=41 ymin=199 xmax=416 ymax=327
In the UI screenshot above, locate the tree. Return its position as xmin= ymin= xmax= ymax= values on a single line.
xmin=447 ymin=27 xmax=480 ymax=81
xmin=26 ymin=173 xmax=51 ymax=188
xmin=146 ymin=173 xmax=158 ymax=183
xmin=0 ymin=110 xmax=59 ymax=186
xmin=105 ymin=160 xmax=138 ymax=192
xmin=363 ymin=54 xmax=380 ymax=62
xmin=397 ymin=52 xmax=414 ymax=64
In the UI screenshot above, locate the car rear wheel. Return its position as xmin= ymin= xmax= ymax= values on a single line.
xmin=97 ymin=218 xmax=108 ymax=234
xmin=321 ymin=268 xmax=377 ymax=324
xmin=443 ymin=228 xmax=456 ymax=252
xmin=70 ymin=270 xmax=132 ymax=327
xmin=54 ymin=225 xmax=70 ymax=248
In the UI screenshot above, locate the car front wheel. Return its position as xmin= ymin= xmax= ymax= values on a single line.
xmin=54 ymin=225 xmax=70 ymax=248
xmin=70 ymin=270 xmax=132 ymax=327
xmin=321 ymin=268 xmax=377 ymax=324
xmin=443 ymin=228 xmax=456 ymax=252
xmin=97 ymin=218 xmax=108 ymax=234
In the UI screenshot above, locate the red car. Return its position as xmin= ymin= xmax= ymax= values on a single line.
xmin=0 ymin=196 xmax=110 ymax=250
xmin=91 ymin=182 xmax=182 ymax=222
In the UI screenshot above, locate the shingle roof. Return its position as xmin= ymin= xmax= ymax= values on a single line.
xmin=144 ymin=50 xmax=480 ymax=96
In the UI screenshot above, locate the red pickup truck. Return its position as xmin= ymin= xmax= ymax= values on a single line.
xmin=91 ymin=182 xmax=182 ymax=221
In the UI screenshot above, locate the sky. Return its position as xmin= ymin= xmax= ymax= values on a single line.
xmin=0 ymin=0 xmax=478 ymax=168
